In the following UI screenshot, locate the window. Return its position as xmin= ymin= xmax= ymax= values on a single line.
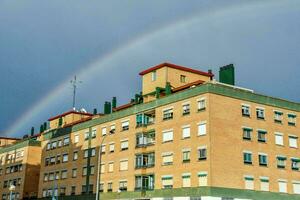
xmin=82 ymin=167 xmax=87 ymax=176
xmin=101 ymin=127 xmax=107 ymax=136
xmin=182 ymin=149 xmax=191 ymax=162
xmin=91 ymin=148 xmax=96 ymax=157
xmin=257 ymin=130 xmax=267 ymax=142
xmin=110 ymin=124 xmax=116 ymax=134
xmin=109 ymin=143 xmax=115 ymax=153
xmin=256 ymin=108 xmax=265 ymax=119
xmin=198 ymin=172 xmax=208 ymax=186
xmin=121 ymin=140 xmax=129 ymax=151
xmin=84 ymin=149 xmax=89 ymax=158
xmin=278 ymin=180 xmax=287 ymax=193
xmin=55 ymin=171 xmax=60 ymax=180
xmin=243 ymin=127 xmax=252 ymax=140
xmin=46 ymin=143 xmax=51 ymax=150
xmin=243 ymin=152 xmax=252 ymax=164
xmin=289 ymin=135 xmax=298 ymax=148
xmin=198 ymin=122 xmax=207 ymax=136
xmin=50 ymin=156 xmax=56 ymax=165
xmin=74 ymin=134 xmax=79 ymax=143
xmin=180 ymin=75 xmax=186 ymax=83
xmin=71 ymin=186 xmax=76 ymax=195
xmin=260 ymin=177 xmax=269 ymax=191
xmin=91 ymin=129 xmax=97 ymax=138
xmin=162 ymin=175 xmax=173 ymax=189
xmin=136 ymin=131 xmax=155 ymax=147
xmin=182 ymin=126 xmax=190 ymax=139
xmin=274 ymin=111 xmax=283 ymax=123
xmin=182 ymin=104 xmax=190 ymax=115
xmin=119 ymin=180 xmax=127 ymax=191
xmin=100 ymin=145 xmax=106 ymax=154
xmin=288 ymin=114 xmax=297 ymax=126
xmin=275 ymin=133 xmax=284 ymax=146
xmin=121 ymin=121 xmax=129 ymax=131
xmin=84 ymin=132 xmax=89 ymax=140
xmin=99 ymin=183 xmax=104 ymax=192
xmin=136 ymin=153 xmax=155 ymax=168
xmin=108 ymin=162 xmax=114 ymax=172
xmin=107 ymin=182 xmax=113 ymax=192
xmin=100 ymin=163 xmax=105 ymax=173
xmin=198 ymin=147 xmax=207 ymax=160
xmin=90 ymin=166 xmax=95 ymax=175
xmin=198 ymin=98 xmax=206 ymax=111
xmin=56 ymin=155 xmax=61 ymax=164
xmin=163 ymin=108 xmax=173 ymax=120
xmin=120 ymin=160 xmax=128 ymax=171
xmin=277 ymin=156 xmax=286 ymax=168
xmin=62 ymin=154 xmax=68 ymax=163
xmin=242 ymin=105 xmax=250 ymax=117
xmin=135 ymin=175 xmax=154 ymax=190
xmin=61 ymin=170 xmax=67 ymax=179
xmin=44 ymin=173 xmax=48 ymax=182
xmin=259 ymin=154 xmax=268 ymax=166
xmin=162 ymin=130 xmax=173 ymax=142
xmin=73 ymin=151 xmax=78 ymax=161
xmin=151 ymin=71 xmax=157 ymax=81
xmin=292 ymin=182 xmax=300 ymax=194
xmin=162 ymin=152 xmax=173 ymax=165
xmin=63 ymin=137 xmax=70 ymax=146
xmin=57 ymin=140 xmax=62 ymax=147
xmin=182 ymin=173 xmax=191 ymax=187
xmin=72 ymin=168 xmax=77 ymax=178
xmin=244 ymin=176 xmax=254 ymax=190
xmin=291 ymin=158 xmax=300 ymax=171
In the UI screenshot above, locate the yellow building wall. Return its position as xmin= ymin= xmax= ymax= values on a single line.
xmin=209 ymin=93 xmax=300 ymax=194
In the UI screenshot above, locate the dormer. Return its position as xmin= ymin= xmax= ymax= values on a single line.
xmin=48 ymin=110 xmax=93 ymax=130
xmin=139 ymin=62 xmax=214 ymax=102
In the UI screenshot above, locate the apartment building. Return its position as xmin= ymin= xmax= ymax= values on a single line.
xmin=0 ymin=139 xmax=41 ymax=200
xmin=35 ymin=62 xmax=300 ymax=200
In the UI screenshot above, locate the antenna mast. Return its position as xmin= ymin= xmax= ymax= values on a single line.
xmin=70 ymin=76 xmax=82 ymax=110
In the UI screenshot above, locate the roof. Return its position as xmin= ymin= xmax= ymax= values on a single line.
xmin=0 ymin=136 xmax=20 ymax=140
xmin=172 ymin=80 xmax=205 ymax=93
xmin=113 ymin=102 xmax=135 ymax=112
xmin=139 ymin=62 xmax=214 ymax=77
xmin=48 ymin=110 xmax=93 ymax=121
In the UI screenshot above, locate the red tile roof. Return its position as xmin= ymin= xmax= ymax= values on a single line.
xmin=48 ymin=110 xmax=93 ymax=121
xmin=172 ymin=80 xmax=205 ymax=93
xmin=113 ymin=102 xmax=135 ymax=112
xmin=139 ymin=62 xmax=214 ymax=77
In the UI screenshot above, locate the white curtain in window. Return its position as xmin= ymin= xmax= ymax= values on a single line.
xmin=293 ymin=183 xmax=300 ymax=194
xmin=198 ymin=123 xmax=206 ymax=136
xmin=163 ymin=131 xmax=173 ymax=142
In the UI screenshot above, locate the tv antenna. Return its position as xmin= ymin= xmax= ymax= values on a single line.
xmin=70 ymin=75 xmax=82 ymax=110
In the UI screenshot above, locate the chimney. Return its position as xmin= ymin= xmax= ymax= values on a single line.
xmin=208 ymin=69 xmax=213 ymax=80
xmin=219 ymin=64 xmax=235 ymax=85
xmin=112 ymin=97 xmax=117 ymax=110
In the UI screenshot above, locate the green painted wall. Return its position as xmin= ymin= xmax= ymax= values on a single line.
xmin=37 ymin=186 xmax=300 ymax=200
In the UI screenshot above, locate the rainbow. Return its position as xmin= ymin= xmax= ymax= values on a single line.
xmin=5 ymin=0 xmax=283 ymax=136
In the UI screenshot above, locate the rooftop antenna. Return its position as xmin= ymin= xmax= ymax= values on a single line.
xmin=70 ymin=75 xmax=82 ymax=110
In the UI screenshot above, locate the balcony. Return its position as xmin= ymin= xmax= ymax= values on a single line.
xmin=136 ymin=131 xmax=155 ymax=148
xmin=136 ymin=110 xmax=155 ymax=128
xmin=135 ymin=153 xmax=155 ymax=169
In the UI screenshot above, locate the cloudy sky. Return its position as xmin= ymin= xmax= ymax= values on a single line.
xmin=1 ymin=0 xmax=300 ymax=137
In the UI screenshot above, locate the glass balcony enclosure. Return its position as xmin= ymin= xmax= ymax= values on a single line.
xmin=136 ymin=110 xmax=155 ymax=127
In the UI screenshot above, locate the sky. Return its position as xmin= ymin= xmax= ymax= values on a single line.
xmin=0 ymin=0 xmax=300 ymax=137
